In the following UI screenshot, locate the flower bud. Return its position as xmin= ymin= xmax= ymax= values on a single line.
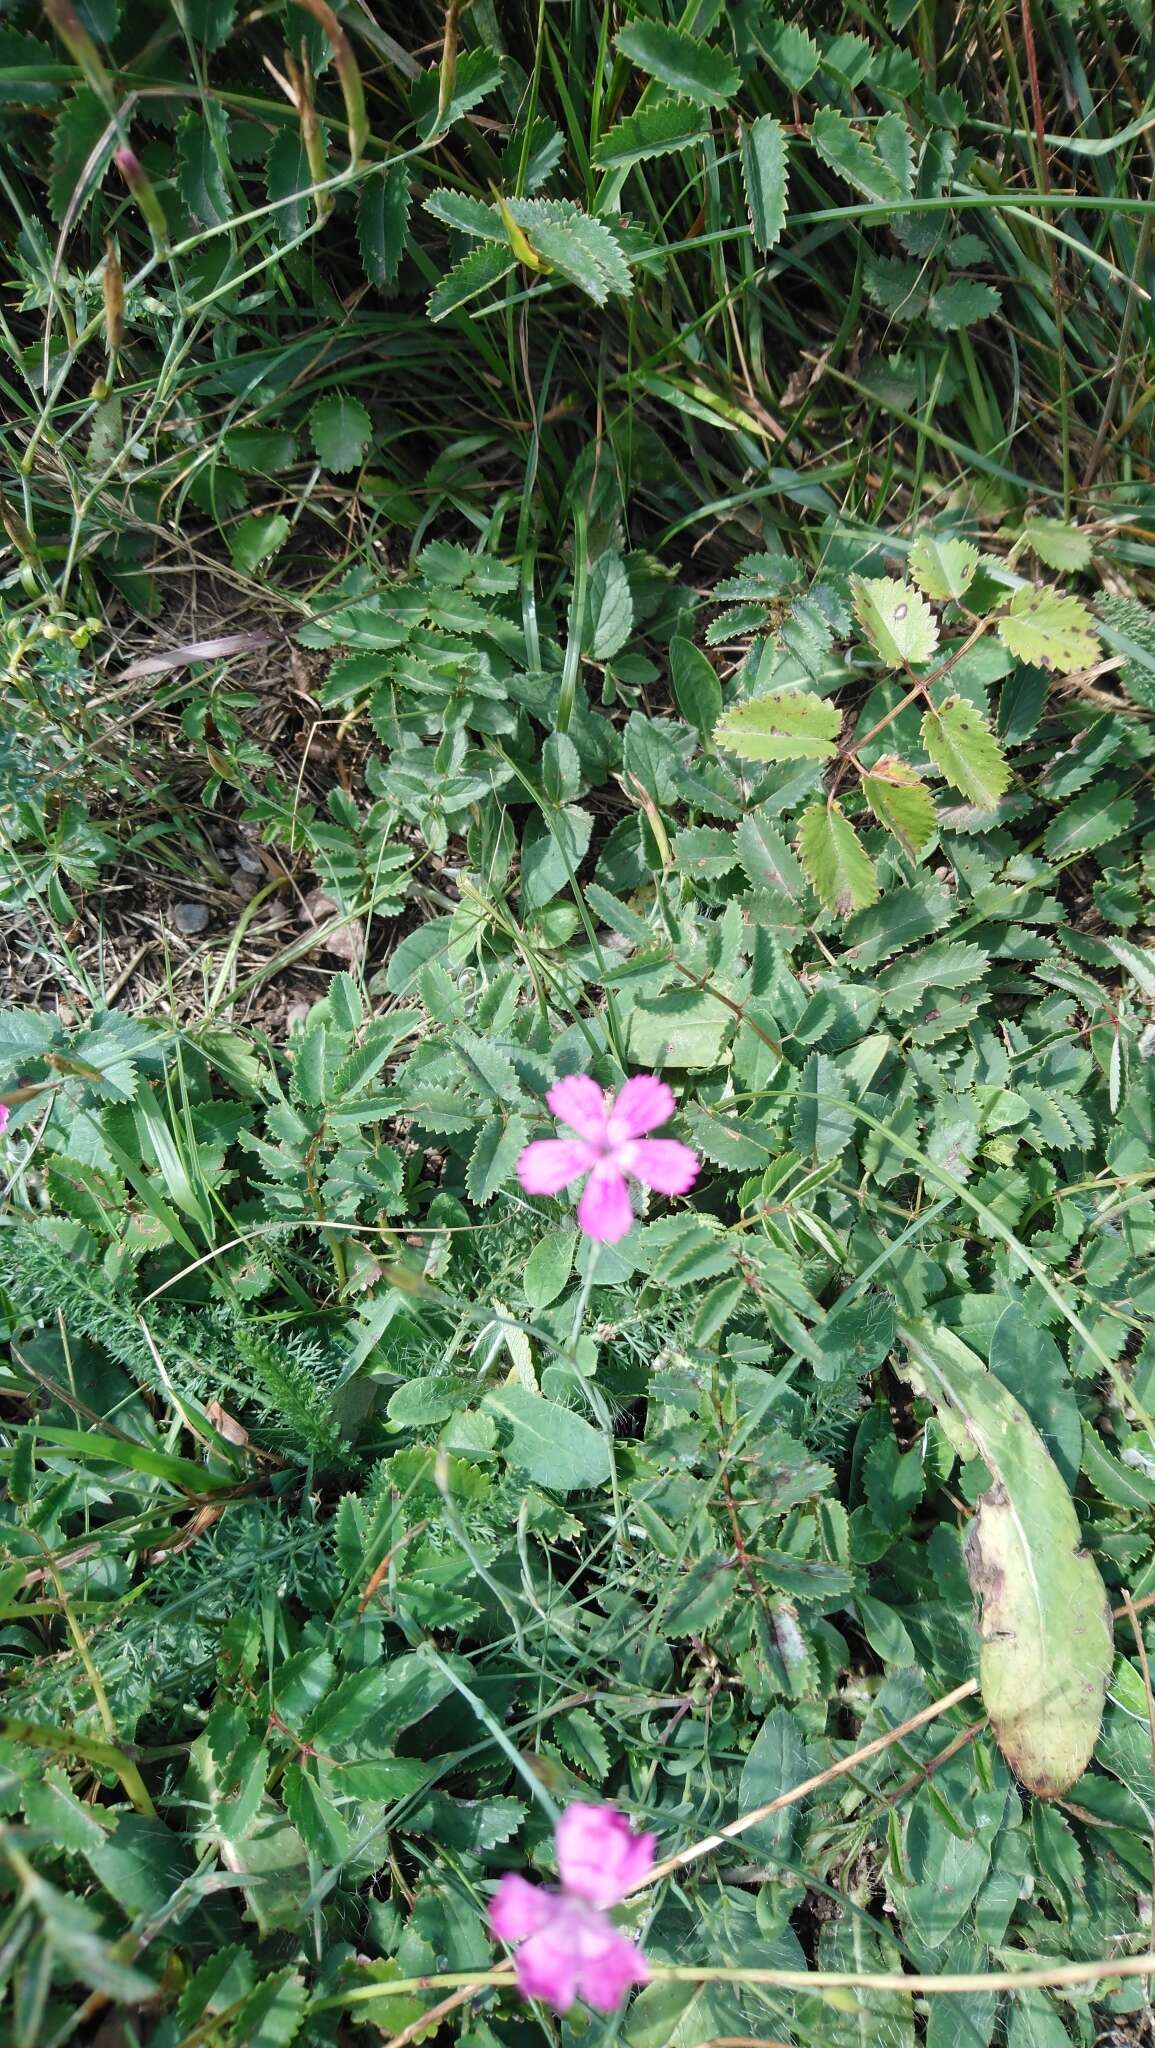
xmin=114 ymin=145 xmax=170 ymax=251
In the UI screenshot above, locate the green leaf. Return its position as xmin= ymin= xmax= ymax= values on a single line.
xmin=183 ymin=0 xmax=236 ymax=47
xmin=615 ymin=20 xmax=739 ymax=105
xmin=585 ymin=550 xmax=633 ymax=660
xmin=735 ymin=808 xmax=805 ymax=899
xmin=265 ymin=129 xmax=310 ymax=240
xmin=1104 ymin=935 xmax=1155 ymax=1001
xmin=921 ymin=697 xmax=1009 ymax=809
xmin=861 ymin=755 xmax=936 ymax=855
xmin=670 ymin=636 xmax=722 ymax=733
xmin=506 ymin=198 xmax=632 ymax=304
xmin=812 ymin=107 xmax=911 ymax=202
xmin=740 ymin=115 xmax=789 ymax=253
xmin=423 ymin=187 xmax=502 ymax=239
xmin=927 ymin=279 xmax=1001 ymax=330
xmin=427 ymin=244 xmax=516 ymax=320
xmin=714 ymin=689 xmax=840 ymax=762
xmin=484 ymin=1385 xmax=610 ymax=1492
xmin=851 ymin=576 xmax=939 ymax=668
xmin=996 ymin=585 xmax=1100 ymax=674
xmin=49 ymin=88 xmax=113 ymax=222
xmin=748 ymin=14 xmax=819 ymax=90
xmin=523 ymin=1227 xmax=577 ymax=1310
xmin=989 ymin=1305 xmax=1081 ymax=1490
xmin=1096 ymin=593 xmax=1155 ymax=709
xmin=1020 ymin=517 xmax=1094 ymax=572
xmin=796 ymin=802 xmax=879 ymax=916
xmin=230 ymin=513 xmax=290 ymax=577
xmin=177 ymin=104 xmax=231 ymax=226
xmin=1042 ymin=784 xmax=1135 ymax=859
xmin=736 ymin=1708 xmax=808 ymax=1856
xmin=467 ymin=1114 xmax=528 ymax=1205
xmin=593 ymin=96 xmax=711 ymax=167
xmin=358 ymin=162 xmax=410 ymax=286
xmin=909 ymin=535 xmax=979 ymax=603
xmin=308 ymin=393 xmax=373 ymax=473
xmin=234 ymin=1970 xmax=308 ymax=2048
xmin=898 ymin=1320 xmax=1112 ymax=1797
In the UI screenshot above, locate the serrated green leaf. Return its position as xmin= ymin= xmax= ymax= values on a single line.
xmin=183 ymin=0 xmax=236 ymax=47
xmin=740 ymin=115 xmax=789 ymax=253
xmin=852 ymin=575 xmax=940 ymax=668
xmin=1096 ymin=594 xmax=1155 ymax=709
xmin=921 ymin=696 xmax=1009 ymax=809
xmin=670 ymin=636 xmax=722 ymax=733
xmin=585 ymin=550 xmax=633 ymax=660
xmin=615 ymin=20 xmax=739 ymax=105
xmin=467 ymin=1114 xmax=528 ymax=1205
xmin=592 ymin=96 xmax=711 ymax=168
xmin=797 ymin=802 xmax=879 ymax=916
xmin=177 ymin=104 xmax=231 ymax=226
xmin=861 ymin=754 xmax=936 ymax=855
xmin=308 ymin=393 xmax=373 ymax=473
xmin=265 ymin=129 xmax=310 ymax=239
xmin=736 ymin=808 xmax=806 ymax=899
xmin=1020 ymin=518 xmax=1094 ymax=573
xmin=714 ymin=689 xmax=840 ymax=762
xmin=49 ymin=88 xmax=113 ymax=222
xmin=812 ymin=107 xmax=911 ymax=201
xmin=423 ymin=186 xmax=502 ymax=239
xmin=877 ymin=941 xmax=989 ymax=1014
xmin=996 ymin=585 xmax=1100 ymax=674
xmin=234 ymin=1969 xmax=308 ymax=2048
xmin=909 ymin=535 xmax=979 ymax=603
xmin=358 ymin=162 xmax=410 ymax=286
xmin=928 ymin=279 xmax=1001 ymax=330
xmin=1042 ymin=784 xmax=1135 ymax=859
xmin=506 ymin=198 xmax=632 ymax=304
xmin=428 ymin=243 xmax=516 ymax=320
xmin=748 ymin=14 xmax=819 ymax=89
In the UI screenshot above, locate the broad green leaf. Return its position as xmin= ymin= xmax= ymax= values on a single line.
xmin=615 ymin=20 xmax=739 ymax=105
xmin=898 ymin=1320 xmax=1112 ymax=1796
xmin=1020 ymin=517 xmax=1093 ymax=572
xmin=592 ymin=96 xmax=710 ymax=167
xmin=484 ymin=1385 xmax=610 ymax=1492
xmin=996 ymin=585 xmax=1099 ymax=674
xmin=523 ymin=1227 xmax=577 ymax=1310
xmin=811 ymin=107 xmax=911 ymax=202
xmin=989 ymin=1305 xmax=1081 ymax=1490
xmin=737 ymin=1707 xmax=807 ymax=1856
xmin=861 ymin=755 xmax=936 ymax=855
xmin=1042 ymin=784 xmax=1135 ymax=859
xmin=585 ymin=550 xmax=633 ymax=660
xmin=740 ymin=115 xmax=788 ymax=253
xmin=265 ymin=129 xmax=310 ymax=239
xmin=909 ymin=535 xmax=979 ymax=603
xmin=714 ymin=689 xmax=841 ymax=762
xmin=183 ymin=0 xmax=235 ymax=45
xmin=670 ymin=636 xmax=722 ymax=733
xmin=358 ymin=163 xmax=410 ymax=286
xmin=797 ymin=801 xmax=879 ymax=916
xmin=851 ymin=576 xmax=939 ymax=668
xmin=921 ymin=697 xmax=1009 ymax=809
xmin=927 ymin=280 xmax=1001 ymax=330
xmin=308 ymin=393 xmax=373 ymax=473
xmin=230 ymin=513 xmax=290 ymax=577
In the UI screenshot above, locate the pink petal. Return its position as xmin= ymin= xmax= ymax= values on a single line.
xmin=546 ymin=1073 xmax=608 ymax=1144
xmin=606 ymin=1073 xmax=676 ymax=1141
xmin=575 ymin=1924 xmax=650 ymax=2012
xmin=517 ymin=1137 xmax=596 ymax=1196
xmin=489 ymin=1874 xmax=555 ymax=1944
xmin=514 ymin=1920 xmax=581 ymax=2012
xmin=0 ymin=1105 xmax=8 ymax=1135
xmin=577 ymin=1164 xmax=634 ymax=1244
xmin=621 ymin=1138 xmax=699 ymax=1198
xmin=556 ymin=1805 xmax=656 ymax=1907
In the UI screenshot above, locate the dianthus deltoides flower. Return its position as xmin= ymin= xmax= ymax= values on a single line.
xmin=489 ymin=1802 xmax=656 ymax=2013
xmin=516 ymin=1073 xmax=699 ymax=1244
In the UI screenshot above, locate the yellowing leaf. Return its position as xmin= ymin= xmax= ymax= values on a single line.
xmin=921 ymin=696 xmax=1009 ymax=810
xmin=851 ymin=575 xmax=939 ymax=668
xmin=797 ymin=801 xmax=879 ymax=916
xmin=996 ymin=585 xmax=1100 ymax=674
xmin=1019 ymin=518 xmax=1094 ymax=574
xmin=909 ymin=534 xmax=979 ymax=603
xmin=714 ymin=689 xmax=841 ymax=763
xmin=899 ymin=1320 xmax=1112 ymax=1797
xmin=860 ymin=754 xmax=935 ymax=855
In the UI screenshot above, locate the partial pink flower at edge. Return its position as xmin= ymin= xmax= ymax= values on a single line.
xmin=0 ymin=1104 xmax=9 ymax=1136
xmin=489 ymin=1803 xmax=655 ymax=2014
xmin=516 ymin=1072 xmax=699 ymax=1244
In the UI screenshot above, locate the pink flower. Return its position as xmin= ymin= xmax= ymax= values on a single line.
xmin=490 ymin=1803 xmax=655 ymax=2013
xmin=517 ymin=1073 xmax=698 ymax=1244
xmin=0 ymin=1104 xmax=8 ymax=1135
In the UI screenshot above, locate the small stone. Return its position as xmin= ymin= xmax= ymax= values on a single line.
xmin=173 ymin=901 xmax=210 ymax=935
